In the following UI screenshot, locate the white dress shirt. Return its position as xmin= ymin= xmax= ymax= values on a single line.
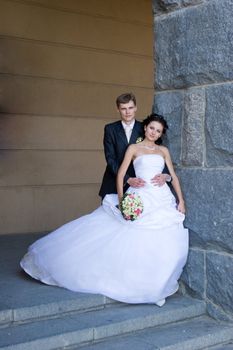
xmin=121 ymin=120 xmax=135 ymax=143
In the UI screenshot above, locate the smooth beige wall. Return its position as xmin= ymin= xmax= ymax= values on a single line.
xmin=0 ymin=0 xmax=154 ymax=234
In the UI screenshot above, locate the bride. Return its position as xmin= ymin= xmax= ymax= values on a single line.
xmin=21 ymin=114 xmax=188 ymax=307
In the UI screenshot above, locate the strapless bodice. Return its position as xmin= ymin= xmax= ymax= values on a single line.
xmin=133 ymin=154 xmax=165 ymax=184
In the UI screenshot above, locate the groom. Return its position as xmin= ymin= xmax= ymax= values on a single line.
xmin=99 ymin=92 xmax=170 ymax=199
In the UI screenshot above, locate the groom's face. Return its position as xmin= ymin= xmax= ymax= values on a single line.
xmin=118 ymin=101 xmax=137 ymax=125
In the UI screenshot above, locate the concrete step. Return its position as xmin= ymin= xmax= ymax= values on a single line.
xmin=207 ymin=343 xmax=233 ymax=349
xmin=0 ymin=295 xmax=205 ymax=350
xmin=73 ymin=316 xmax=233 ymax=350
xmin=0 ymin=291 xmax=118 ymax=326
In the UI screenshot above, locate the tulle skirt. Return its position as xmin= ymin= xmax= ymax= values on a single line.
xmin=21 ymin=186 xmax=189 ymax=304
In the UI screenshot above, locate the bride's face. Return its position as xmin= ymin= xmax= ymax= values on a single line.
xmin=144 ymin=121 xmax=163 ymax=142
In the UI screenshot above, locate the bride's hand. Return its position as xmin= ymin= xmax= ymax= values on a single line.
xmin=177 ymin=201 xmax=186 ymax=214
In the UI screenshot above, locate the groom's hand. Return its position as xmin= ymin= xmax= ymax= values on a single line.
xmin=151 ymin=173 xmax=171 ymax=186
xmin=127 ymin=177 xmax=146 ymax=188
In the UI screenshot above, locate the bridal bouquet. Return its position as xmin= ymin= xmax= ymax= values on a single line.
xmin=119 ymin=193 xmax=143 ymax=221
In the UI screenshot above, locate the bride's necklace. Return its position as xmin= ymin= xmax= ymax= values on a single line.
xmin=139 ymin=144 xmax=159 ymax=151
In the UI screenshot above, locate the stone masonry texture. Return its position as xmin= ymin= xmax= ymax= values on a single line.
xmin=154 ymin=0 xmax=233 ymax=89
xmin=153 ymin=0 xmax=233 ymax=319
xmin=205 ymin=84 xmax=233 ymax=166
xmin=207 ymin=252 xmax=233 ymax=315
xmin=153 ymin=91 xmax=183 ymax=165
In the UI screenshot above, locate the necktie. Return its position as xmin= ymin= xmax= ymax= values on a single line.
xmin=124 ymin=125 xmax=132 ymax=143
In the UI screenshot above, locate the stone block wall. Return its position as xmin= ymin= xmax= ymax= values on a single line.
xmin=153 ymin=0 xmax=233 ymax=319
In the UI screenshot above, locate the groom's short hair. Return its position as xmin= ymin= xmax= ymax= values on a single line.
xmin=116 ymin=93 xmax=136 ymax=108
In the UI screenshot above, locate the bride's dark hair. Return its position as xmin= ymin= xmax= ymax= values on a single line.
xmin=142 ymin=113 xmax=168 ymax=145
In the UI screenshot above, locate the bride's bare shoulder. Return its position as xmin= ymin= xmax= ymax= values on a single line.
xmin=158 ymin=145 xmax=167 ymax=150
xmin=125 ymin=144 xmax=138 ymax=156
xmin=158 ymin=145 xmax=170 ymax=156
xmin=128 ymin=144 xmax=138 ymax=151
xmin=128 ymin=143 xmax=144 ymax=158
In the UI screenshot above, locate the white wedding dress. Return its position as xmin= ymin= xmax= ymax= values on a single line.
xmin=21 ymin=154 xmax=188 ymax=304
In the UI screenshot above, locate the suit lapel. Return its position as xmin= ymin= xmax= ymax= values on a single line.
xmin=116 ymin=121 xmax=128 ymax=146
xmin=130 ymin=121 xmax=142 ymax=144
xmin=115 ymin=120 xmax=142 ymax=145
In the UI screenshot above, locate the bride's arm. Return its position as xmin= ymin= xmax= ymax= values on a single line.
xmin=117 ymin=145 xmax=135 ymax=202
xmin=161 ymin=146 xmax=186 ymax=214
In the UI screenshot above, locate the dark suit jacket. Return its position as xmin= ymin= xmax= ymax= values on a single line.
xmin=99 ymin=120 xmax=143 ymax=199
